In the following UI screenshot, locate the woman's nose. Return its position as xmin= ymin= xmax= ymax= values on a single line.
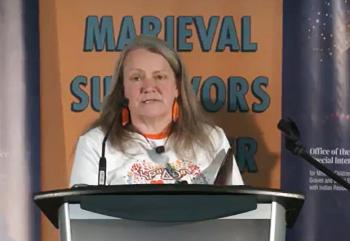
xmin=141 ymin=76 xmax=156 ymax=93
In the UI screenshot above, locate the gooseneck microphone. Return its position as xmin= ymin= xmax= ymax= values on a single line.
xmin=165 ymin=163 xmax=188 ymax=184
xmin=98 ymin=98 xmax=129 ymax=185
xmin=278 ymin=118 xmax=350 ymax=191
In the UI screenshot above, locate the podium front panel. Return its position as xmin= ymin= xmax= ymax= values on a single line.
xmin=71 ymin=219 xmax=270 ymax=241
xmin=58 ymin=203 xmax=286 ymax=241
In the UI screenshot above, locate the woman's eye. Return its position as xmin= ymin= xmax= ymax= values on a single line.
xmin=155 ymin=74 xmax=167 ymax=80
xmin=130 ymin=75 xmax=141 ymax=81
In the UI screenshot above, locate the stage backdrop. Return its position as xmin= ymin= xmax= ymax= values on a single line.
xmin=39 ymin=0 xmax=282 ymax=240
xmin=282 ymin=0 xmax=350 ymax=241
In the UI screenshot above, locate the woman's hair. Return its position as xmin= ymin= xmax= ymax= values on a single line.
xmin=91 ymin=35 xmax=215 ymax=158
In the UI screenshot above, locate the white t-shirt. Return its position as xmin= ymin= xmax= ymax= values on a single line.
xmin=70 ymin=126 xmax=244 ymax=186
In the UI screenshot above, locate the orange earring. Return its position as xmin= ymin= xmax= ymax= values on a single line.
xmin=172 ymin=99 xmax=180 ymax=122
xmin=121 ymin=107 xmax=130 ymax=126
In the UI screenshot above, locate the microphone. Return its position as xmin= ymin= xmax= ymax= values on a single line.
xmin=278 ymin=118 xmax=350 ymax=191
xmin=98 ymin=98 xmax=129 ymax=185
xmin=155 ymin=146 xmax=165 ymax=154
xmin=277 ymin=118 xmax=300 ymax=143
xmin=277 ymin=118 xmax=304 ymax=155
xmin=165 ymin=163 xmax=188 ymax=184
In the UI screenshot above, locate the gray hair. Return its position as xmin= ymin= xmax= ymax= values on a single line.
xmin=91 ymin=35 xmax=215 ymax=159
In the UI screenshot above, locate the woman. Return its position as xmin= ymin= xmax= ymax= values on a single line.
xmin=70 ymin=35 xmax=243 ymax=186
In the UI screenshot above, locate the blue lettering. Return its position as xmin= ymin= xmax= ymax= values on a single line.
xmin=216 ymin=16 xmax=240 ymax=52
xmin=201 ymin=76 xmax=225 ymax=112
xmin=71 ymin=76 xmax=89 ymax=112
xmin=177 ymin=16 xmax=193 ymax=51
xmin=227 ymin=77 xmax=249 ymax=112
xmin=235 ymin=137 xmax=258 ymax=172
xmin=191 ymin=76 xmax=201 ymax=95
xmin=83 ymin=16 xmax=115 ymax=51
xmin=164 ymin=16 xmax=175 ymax=49
xmin=91 ymin=76 xmax=103 ymax=112
xmin=141 ymin=16 xmax=161 ymax=37
xmin=241 ymin=16 xmax=257 ymax=52
xmin=252 ymin=76 xmax=270 ymax=112
xmin=194 ymin=16 xmax=219 ymax=52
xmin=103 ymin=76 xmax=112 ymax=96
xmin=116 ymin=16 xmax=136 ymax=51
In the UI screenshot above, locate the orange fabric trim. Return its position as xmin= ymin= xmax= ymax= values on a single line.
xmin=143 ymin=128 xmax=171 ymax=139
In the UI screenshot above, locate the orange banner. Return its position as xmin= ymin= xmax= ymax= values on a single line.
xmin=40 ymin=0 xmax=282 ymax=239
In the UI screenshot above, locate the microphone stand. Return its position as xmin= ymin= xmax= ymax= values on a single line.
xmin=279 ymin=119 xmax=350 ymax=191
xmin=98 ymin=98 xmax=129 ymax=186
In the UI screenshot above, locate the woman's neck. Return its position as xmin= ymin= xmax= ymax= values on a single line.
xmin=130 ymin=115 xmax=172 ymax=135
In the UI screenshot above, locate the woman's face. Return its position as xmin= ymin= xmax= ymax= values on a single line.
xmin=123 ymin=48 xmax=179 ymax=122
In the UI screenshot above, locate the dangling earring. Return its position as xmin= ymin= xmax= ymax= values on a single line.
xmin=172 ymin=99 xmax=180 ymax=122
xmin=121 ymin=107 xmax=130 ymax=126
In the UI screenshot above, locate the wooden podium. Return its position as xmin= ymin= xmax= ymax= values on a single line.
xmin=34 ymin=185 xmax=304 ymax=241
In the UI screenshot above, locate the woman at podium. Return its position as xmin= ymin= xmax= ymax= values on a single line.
xmin=70 ymin=36 xmax=243 ymax=186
